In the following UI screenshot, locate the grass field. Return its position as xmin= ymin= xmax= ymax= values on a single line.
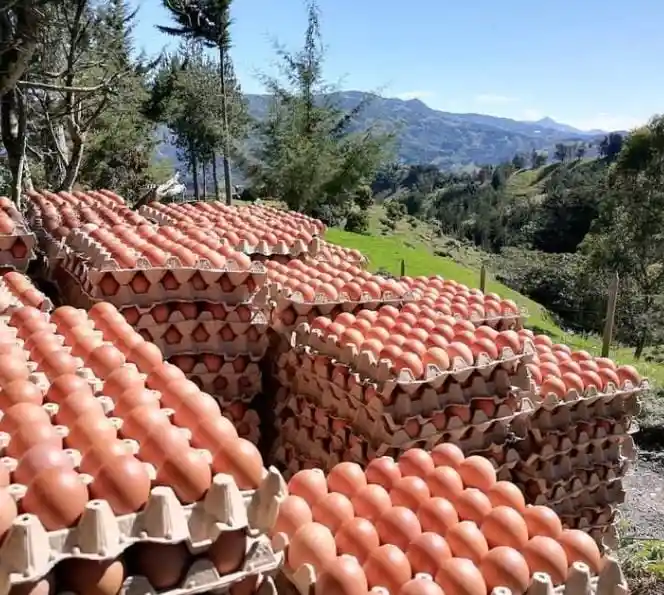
xmin=326 ymin=207 xmax=664 ymax=388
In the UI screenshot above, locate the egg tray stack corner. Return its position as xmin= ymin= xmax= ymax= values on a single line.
xmin=273 ymin=456 xmax=630 ymax=595
xmin=0 ymin=197 xmax=37 ymax=273
xmin=23 ymin=189 xmax=274 ymax=445
xmin=0 ymin=302 xmax=289 ymax=595
xmin=269 ymin=277 xmax=645 ymax=549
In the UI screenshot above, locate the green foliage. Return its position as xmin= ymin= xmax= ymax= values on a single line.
xmin=531 ymin=149 xmax=547 ymax=168
xmin=599 ymin=132 xmax=624 ymax=162
xmin=511 ymin=153 xmax=527 ymax=169
xmin=345 ymin=210 xmax=369 ymax=233
xmin=241 ymin=0 xmax=391 ymax=222
xmin=158 ymin=0 xmax=231 ymax=48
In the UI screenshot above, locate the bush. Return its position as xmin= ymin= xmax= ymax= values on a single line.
xmin=345 ymin=210 xmax=369 ymax=234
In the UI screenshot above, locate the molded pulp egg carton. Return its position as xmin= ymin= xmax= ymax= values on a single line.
xmin=0 ymin=201 xmax=36 ymax=272
xmin=175 ymin=357 xmax=263 ymax=402
xmin=0 ymin=467 xmax=287 ymax=594
xmin=275 ymin=539 xmax=629 ymax=595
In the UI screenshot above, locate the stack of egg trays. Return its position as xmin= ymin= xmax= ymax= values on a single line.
xmin=501 ymin=382 xmax=645 ymax=549
xmin=266 ymin=283 xmax=412 ymax=337
xmin=0 ymin=200 xmax=36 ymax=272
xmin=270 ymin=386 xmax=520 ymax=482
xmin=0 ymin=465 xmax=287 ymax=595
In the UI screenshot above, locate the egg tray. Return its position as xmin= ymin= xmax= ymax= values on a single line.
xmin=520 ymin=471 xmax=628 ymax=508
xmin=186 ymin=370 xmax=262 ymax=402
xmin=137 ymin=206 xmax=321 ymax=259
xmin=215 ymin=401 xmax=261 ymax=445
xmin=134 ymin=320 xmax=271 ymax=360
xmin=0 ymin=232 xmax=36 ymax=272
xmin=0 ymin=467 xmax=287 ymax=591
xmin=293 ymin=324 xmax=535 ymax=391
xmin=274 ymin=534 xmax=628 ymax=595
xmin=522 ymin=393 xmax=641 ymax=433
xmin=278 ymin=343 xmax=531 ymax=413
xmin=120 ymin=301 xmax=271 ymax=329
xmin=110 ymin=544 xmax=280 ymax=595
xmin=275 ymin=386 xmax=524 ymax=451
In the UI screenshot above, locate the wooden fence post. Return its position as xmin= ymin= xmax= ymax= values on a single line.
xmin=400 ymin=259 xmax=406 ymax=276
xmin=479 ymin=264 xmax=487 ymax=293
xmin=602 ymin=273 xmax=619 ymax=357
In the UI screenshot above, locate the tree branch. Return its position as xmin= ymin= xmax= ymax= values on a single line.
xmin=16 ymin=79 xmax=114 ymax=93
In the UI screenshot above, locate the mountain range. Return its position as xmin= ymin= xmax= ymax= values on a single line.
xmin=157 ymin=90 xmax=612 ymax=179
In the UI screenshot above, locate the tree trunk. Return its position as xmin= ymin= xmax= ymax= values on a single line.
xmin=190 ymin=141 xmax=199 ymax=200
xmin=202 ymin=162 xmax=207 ymax=199
xmin=0 ymin=88 xmax=28 ymax=206
xmin=60 ymin=135 xmax=85 ymax=192
xmin=218 ymin=45 xmax=233 ymax=205
xmin=634 ymin=330 xmax=648 ymax=360
xmin=212 ymin=150 xmax=220 ymax=200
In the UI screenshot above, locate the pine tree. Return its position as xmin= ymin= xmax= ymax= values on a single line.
xmin=242 ymin=0 xmax=390 ymax=223
xmin=158 ymin=0 xmax=235 ymax=204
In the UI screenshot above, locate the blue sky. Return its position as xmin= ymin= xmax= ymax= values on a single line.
xmin=135 ymin=0 xmax=663 ymax=131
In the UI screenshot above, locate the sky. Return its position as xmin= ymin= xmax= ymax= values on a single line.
xmin=134 ymin=0 xmax=664 ymax=132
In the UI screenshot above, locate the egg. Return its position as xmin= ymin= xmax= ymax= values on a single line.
xmin=207 ymin=529 xmax=247 ymax=574
xmin=315 ymin=555 xmax=368 ymax=595
xmin=481 ymin=506 xmax=529 ymax=549
xmin=335 ymin=517 xmax=380 ymax=563
xmin=406 ymin=531 xmax=452 ymax=576
xmin=57 ymin=558 xmax=126 ymax=595
xmin=287 ymin=469 xmax=329 ymax=507
xmin=522 ymin=535 xmax=569 ymax=585
xmin=363 ymin=544 xmax=412 ymax=594
xmin=287 ymin=522 xmax=337 ymax=573
xmin=132 ymin=542 xmax=190 ymax=589
xmin=435 ymin=557 xmax=487 ymax=595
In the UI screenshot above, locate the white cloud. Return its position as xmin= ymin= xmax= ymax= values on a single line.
xmin=474 ymin=94 xmax=518 ymax=104
xmin=396 ymin=90 xmax=435 ymax=101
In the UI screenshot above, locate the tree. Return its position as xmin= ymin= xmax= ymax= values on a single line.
xmin=531 ymin=149 xmax=547 ymax=168
xmin=575 ymin=143 xmax=586 ymax=160
xmin=599 ymin=132 xmax=624 ymax=162
xmin=583 ymin=115 xmax=664 ymax=358
xmin=554 ymin=143 xmax=569 ymax=163
xmin=491 ymin=167 xmax=505 ymax=190
xmin=159 ymin=0 xmax=235 ymax=204
xmin=512 ymin=153 xmax=527 ymax=170
xmin=241 ymin=0 xmax=390 ymax=223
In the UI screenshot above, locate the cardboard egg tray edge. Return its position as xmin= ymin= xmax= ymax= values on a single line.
xmin=122 ymin=304 xmax=271 ymax=329
xmin=273 ymin=535 xmax=628 ymax=595
xmin=0 ymin=467 xmax=288 ymax=587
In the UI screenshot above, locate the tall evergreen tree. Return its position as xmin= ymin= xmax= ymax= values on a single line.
xmin=158 ymin=0 xmax=235 ymax=204
xmin=242 ymin=0 xmax=390 ymax=224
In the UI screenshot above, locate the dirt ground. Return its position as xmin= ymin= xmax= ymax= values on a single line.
xmin=622 ymin=450 xmax=664 ymax=540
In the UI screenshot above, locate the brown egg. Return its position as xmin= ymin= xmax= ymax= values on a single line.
xmin=481 ymin=505 xmax=529 ymax=549
xmin=90 ymin=454 xmax=152 ymax=514
xmin=522 ymin=535 xmax=569 ymax=585
xmin=190 ymin=415 xmax=238 ymax=451
xmin=523 ymin=505 xmax=564 ymax=539
xmin=79 ymin=441 xmax=130 ymax=475
xmin=417 ymin=497 xmax=458 ymax=536
xmin=351 ymin=483 xmax=392 ymax=523
xmin=0 ymin=379 xmax=43 ymax=408
xmin=210 ymin=438 xmax=264 ymax=490
xmin=87 ymin=345 xmax=126 ymax=379
xmin=145 ymin=362 xmax=186 ymax=393
xmin=113 ymin=387 xmax=160 ymax=418
xmin=375 ymin=505 xmax=422 ymax=551
xmin=365 ymin=456 xmax=402 ymax=490
xmin=133 ymin=542 xmax=190 ymax=589
xmin=287 ymin=522 xmax=337 ymax=573
xmin=287 ymin=467 xmax=328 ymax=508
xmin=455 ymin=488 xmax=492 ymax=524
xmin=363 ymin=544 xmax=412 ymax=594
xmin=458 ymin=456 xmax=496 ymax=492
xmin=57 ymin=558 xmax=126 ymax=595
xmin=21 ymin=467 xmax=89 ymax=530
xmin=127 ymin=341 xmax=163 ymax=373
xmin=0 ymin=402 xmax=50 ymax=434
xmin=14 ymin=444 xmax=74 ymax=485
xmin=103 ymin=365 xmax=145 ymax=399
xmin=407 ymin=531 xmax=452 ymax=576
xmin=271 ymin=495 xmax=313 ymax=538
xmin=445 ymin=521 xmax=489 ymax=565
xmin=558 ymin=529 xmax=602 ymax=573
xmin=435 ymin=557 xmax=487 ymax=595
xmin=480 ymin=546 xmax=530 ymax=594
xmin=156 ymin=448 xmax=212 ymax=504
xmin=55 ymin=391 xmax=106 ymax=428
xmin=390 ymin=476 xmax=430 ymax=512
xmin=0 ymin=487 xmax=18 ymax=542
xmin=399 ymin=578 xmax=445 ymax=595
xmin=316 ymin=555 xmax=369 ymax=595
xmin=335 ymin=517 xmax=380 ymax=564
xmin=312 ymin=492 xmax=355 ymax=533
xmin=65 ymin=412 xmax=118 ymax=455
xmin=398 ymin=448 xmax=435 ymax=479
xmin=207 ymin=529 xmax=246 ymax=574
xmin=431 ymin=442 xmax=465 ymax=471
xmin=327 ymin=462 xmax=367 ymax=498
xmin=487 ymin=481 xmax=527 ymax=513
xmin=426 ymin=466 xmax=464 ymax=502
xmin=45 ymin=374 xmax=92 ymax=404
xmin=6 ymin=422 xmax=62 ymax=459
